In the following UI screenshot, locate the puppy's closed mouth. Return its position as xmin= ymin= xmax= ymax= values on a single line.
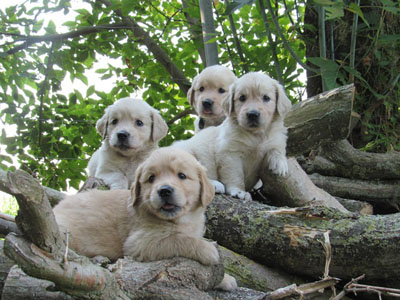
xmin=160 ymin=201 xmax=182 ymax=215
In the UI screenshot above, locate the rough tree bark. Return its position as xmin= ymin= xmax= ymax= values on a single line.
xmin=206 ymin=195 xmax=400 ymax=288
xmin=308 ymin=173 xmax=400 ymax=211
xmin=285 ymin=84 xmax=354 ymax=156
xmin=299 ymin=140 xmax=400 ymax=180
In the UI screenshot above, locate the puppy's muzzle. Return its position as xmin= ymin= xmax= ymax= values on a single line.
xmin=246 ymin=110 xmax=260 ymax=127
xmin=202 ymin=99 xmax=214 ymax=113
xmin=116 ymin=130 xmax=130 ymax=149
xmin=157 ymin=185 xmax=181 ymax=216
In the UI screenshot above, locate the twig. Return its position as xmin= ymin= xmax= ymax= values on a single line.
xmin=264 ymin=0 xmax=318 ymax=74
xmin=167 ymin=107 xmax=195 ymax=125
xmin=3 ymin=23 xmax=130 ymax=56
xmin=262 ymin=277 xmax=339 ymax=300
xmin=258 ymin=0 xmax=283 ymax=84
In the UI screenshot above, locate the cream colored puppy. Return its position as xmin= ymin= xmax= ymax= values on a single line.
xmin=54 ymin=147 xmax=237 ymax=291
xmin=188 ymin=65 xmax=237 ymax=132
xmin=88 ymin=97 xmax=168 ymax=190
xmin=174 ymin=72 xmax=292 ymax=200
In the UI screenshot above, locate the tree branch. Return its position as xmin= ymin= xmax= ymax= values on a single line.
xmin=97 ymin=0 xmax=191 ymax=94
xmin=2 ymin=23 xmax=131 ymax=56
xmin=264 ymin=0 xmax=318 ymax=74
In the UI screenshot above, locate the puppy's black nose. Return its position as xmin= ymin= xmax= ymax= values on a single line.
xmin=158 ymin=185 xmax=174 ymax=199
xmin=117 ymin=130 xmax=130 ymax=141
xmin=202 ymin=98 xmax=214 ymax=110
xmin=247 ymin=110 xmax=260 ymax=121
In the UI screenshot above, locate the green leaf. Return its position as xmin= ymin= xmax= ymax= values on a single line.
xmin=345 ymin=2 xmax=369 ymax=27
xmin=224 ymin=0 xmax=255 ymax=15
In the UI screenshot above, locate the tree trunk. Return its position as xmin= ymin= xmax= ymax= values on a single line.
xmin=308 ymin=173 xmax=400 ymax=212
xmin=206 ymin=194 xmax=400 ymax=287
xmin=299 ymin=140 xmax=400 ymax=180
xmin=199 ymin=0 xmax=219 ymax=66
xmin=285 ymin=84 xmax=354 ymax=157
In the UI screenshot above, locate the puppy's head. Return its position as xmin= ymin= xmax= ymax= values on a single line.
xmin=96 ymin=98 xmax=168 ymax=156
xmin=223 ymin=72 xmax=292 ymax=131
xmin=187 ymin=65 xmax=237 ymax=121
xmin=130 ymin=147 xmax=215 ymax=221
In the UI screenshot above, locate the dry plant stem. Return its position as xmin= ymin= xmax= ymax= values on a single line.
xmin=263 ymin=277 xmax=339 ymax=300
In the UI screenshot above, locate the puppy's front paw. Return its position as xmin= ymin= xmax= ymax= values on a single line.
xmin=228 ymin=187 xmax=252 ymax=201
xmin=215 ymin=273 xmax=238 ymax=291
xmin=211 ymin=180 xmax=225 ymax=194
xmin=268 ymin=154 xmax=289 ymax=177
xmin=196 ymin=240 xmax=220 ymax=265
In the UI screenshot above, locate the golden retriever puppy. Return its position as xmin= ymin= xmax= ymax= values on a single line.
xmin=88 ymin=97 xmax=168 ymax=190
xmin=174 ymin=72 xmax=292 ymax=201
xmin=54 ymin=147 xmax=237 ymax=290
xmin=187 ymin=65 xmax=237 ymax=132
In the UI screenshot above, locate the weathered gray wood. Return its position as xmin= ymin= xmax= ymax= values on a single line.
xmin=308 ymin=173 xmax=400 ymax=211
xmin=4 ymin=170 xmax=65 ymax=257
xmin=335 ymin=197 xmax=373 ymax=215
xmin=1 ymin=266 xmax=74 ymax=300
xmin=0 ymin=240 xmax=15 ymax=296
xmin=299 ymin=139 xmax=400 ymax=180
xmin=219 ymin=246 xmax=296 ymax=291
xmin=206 ymin=194 xmax=400 ymax=287
xmin=260 ymin=158 xmax=348 ymax=213
xmin=285 ymin=84 xmax=354 ymax=156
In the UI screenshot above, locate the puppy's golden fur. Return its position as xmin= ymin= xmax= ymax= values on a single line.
xmin=88 ymin=97 xmax=168 ymax=189
xmin=54 ymin=147 xmax=237 ymax=290
xmin=187 ymin=65 xmax=237 ymax=132
xmin=174 ymin=72 xmax=292 ymax=200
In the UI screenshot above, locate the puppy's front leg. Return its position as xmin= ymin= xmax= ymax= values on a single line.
xmin=266 ymin=148 xmax=288 ymax=177
xmin=98 ymin=171 xmax=129 ymax=190
xmin=125 ymin=233 xmax=220 ymax=266
xmin=216 ymin=154 xmax=252 ymax=201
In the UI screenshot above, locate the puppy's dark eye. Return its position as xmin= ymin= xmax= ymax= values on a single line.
xmin=199 ymin=86 xmax=205 ymax=92
xmin=136 ymin=120 xmax=144 ymax=127
xmin=148 ymin=175 xmax=155 ymax=183
xmin=111 ymin=119 xmax=118 ymax=125
xmin=218 ymin=88 xmax=226 ymax=94
xmin=263 ymin=95 xmax=271 ymax=102
xmin=178 ymin=172 xmax=186 ymax=180
xmin=239 ymin=95 xmax=246 ymax=102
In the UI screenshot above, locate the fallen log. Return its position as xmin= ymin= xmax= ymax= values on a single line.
xmin=206 ymin=194 xmax=400 ymax=287
xmin=285 ymin=84 xmax=354 ymax=156
xmin=260 ymin=158 xmax=349 ymax=213
xmin=308 ymin=173 xmax=400 ymax=212
xmin=299 ymin=140 xmax=400 ymax=180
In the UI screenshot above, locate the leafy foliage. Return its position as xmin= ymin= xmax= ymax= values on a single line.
xmin=0 ymin=0 xmax=398 ymax=190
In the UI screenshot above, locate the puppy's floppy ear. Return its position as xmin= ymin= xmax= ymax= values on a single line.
xmin=129 ymin=164 xmax=143 ymax=207
xmin=222 ymin=83 xmax=235 ymax=115
xmin=96 ymin=110 xmax=109 ymax=140
xmin=187 ymin=74 xmax=198 ymax=107
xmin=275 ymin=82 xmax=292 ymax=117
xmin=150 ymin=110 xmax=168 ymax=143
xmin=198 ymin=165 xmax=215 ymax=207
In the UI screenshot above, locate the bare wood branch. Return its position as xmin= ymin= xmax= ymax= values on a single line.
xmin=3 ymin=23 xmax=131 ymax=56
xmin=4 ymin=234 xmax=129 ymax=300
xmin=5 ymin=170 xmax=65 ymax=256
xmin=300 ymin=139 xmax=400 ymax=180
